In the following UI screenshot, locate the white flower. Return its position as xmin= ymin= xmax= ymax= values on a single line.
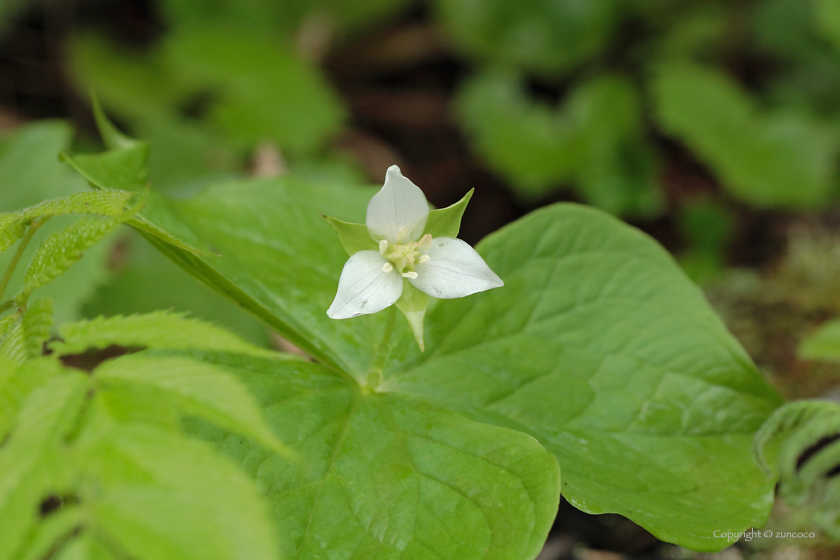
xmin=327 ymin=165 xmax=504 ymax=319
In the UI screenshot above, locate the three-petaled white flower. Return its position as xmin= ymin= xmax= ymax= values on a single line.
xmin=327 ymin=165 xmax=503 ymax=320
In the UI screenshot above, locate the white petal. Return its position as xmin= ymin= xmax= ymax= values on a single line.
xmin=410 ymin=237 xmax=504 ymax=299
xmin=366 ymin=165 xmax=429 ymax=243
xmin=327 ymin=251 xmax=404 ymax=319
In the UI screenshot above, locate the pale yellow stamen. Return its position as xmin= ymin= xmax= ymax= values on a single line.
xmin=379 ymin=239 xmax=388 ymax=255
xmin=418 ymin=255 xmax=430 ymax=265
xmin=417 ymin=234 xmax=433 ymax=252
xmin=382 ymin=262 xmax=393 ymax=273
xmin=402 ymin=271 xmax=418 ymax=279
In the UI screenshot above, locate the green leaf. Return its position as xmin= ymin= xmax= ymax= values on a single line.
xmin=0 ymin=122 xmax=112 ymax=324
xmin=435 ymin=0 xmax=620 ymax=75
xmin=753 ymin=400 xmax=840 ymax=537
xmin=83 ymin=425 xmax=280 ymax=560
xmin=380 ymin=204 xmax=783 ymax=551
xmin=0 ymin=318 xmax=25 ymax=365
xmin=82 ymin=229 xmax=270 ymax=347
xmin=134 ymin=176 xmax=382 ymax=380
xmin=423 ymin=189 xmax=473 ymax=239
xmin=0 ymin=372 xmax=89 ymax=560
xmin=161 ymin=25 xmax=345 ymax=154
xmin=187 ymin=353 xmax=560 ymax=560
xmin=134 ymin=173 xmax=781 ymax=550
xmin=16 ymin=217 xmax=122 ymax=305
xmin=22 ymin=299 xmax=53 ymax=359
xmin=799 ymin=319 xmax=840 ymax=361
xmin=93 ymin=353 xmax=286 ymax=454
xmin=0 ymin=190 xmax=138 ymax=252
xmin=16 ymin=506 xmax=84 ymax=560
xmin=816 ymin=0 xmax=840 ymax=52
xmin=457 ymin=72 xmax=660 ymax=215
xmin=653 ymin=63 xmax=839 ymax=208
xmin=323 ymin=216 xmax=378 ymax=257
xmin=51 ymin=310 xmax=281 ymax=359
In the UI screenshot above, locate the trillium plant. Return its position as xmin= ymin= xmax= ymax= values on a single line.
xmin=1 ymin=109 xmax=832 ymax=560
xmin=326 ymin=165 xmax=503 ymax=351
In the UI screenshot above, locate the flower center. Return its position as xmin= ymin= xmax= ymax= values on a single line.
xmin=380 ymin=234 xmax=432 ymax=279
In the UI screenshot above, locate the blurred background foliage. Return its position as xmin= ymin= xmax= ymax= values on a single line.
xmin=3 ymin=0 xmax=840 ymax=558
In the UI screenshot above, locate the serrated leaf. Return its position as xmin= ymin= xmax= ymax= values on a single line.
xmin=0 ymin=319 xmax=26 ymax=365
xmin=94 ymin=354 xmax=285 ymax=454
xmin=22 ymin=299 xmax=53 ymax=358
xmin=753 ymin=400 xmax=840 ymax=537
xmin=653 ymin=63 xmax=839 ymax=208
xmin=0 ymin=372 xmax=89 ymax=560
xmin=0 ymin=357 xmax=63 ymax=442
xmin=0 ymin=121 xmax=112 ymax=324
xmin=51 ymin=310 xmax=282 ymax=359
xmin=83 ymin=425 xmax=279 ymax=560
xmin=16 ymin=217 xmax=122 ymax=305
xmin=185 ymin=353 xmax=560 ymax=560
xmin=16 ymin=506 xmax=84 ymax=560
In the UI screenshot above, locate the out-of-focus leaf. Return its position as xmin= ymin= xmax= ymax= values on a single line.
xmin=162 ymin=26 xmax=344 ymax=154
xmin=654 ymin=63 xmax=839 ymax=208
xmin=52 ymin=310 xmax=278 ymax=359
xmin=799 ymin=319 xmax=840 ymax=361
xmin=0 ymin=357 xmax=62 ymax=443
xmin=435 ymin=0 xmax=621 ymax=75
xmin=0 ymin=373 xmax=89 ymax=560
xmin=94 ymin=354 xmax=286 ymax=453
xmin=0 ymin=122 xmax=112 ymax=324
xmin=816 ymin=0 xmax=840 ymax=52
xmin=83 ymin=425 xmax=280 ymax=560
xmin=82 ymin=230 xmax=270 ymax=347
xmin=458 ymin=71 xmax=660 ymax=215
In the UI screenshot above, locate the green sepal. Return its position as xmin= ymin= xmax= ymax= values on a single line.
xmin=395 ymin=281 xmax=430 ymax=352
xmin=322 ymin=215 xmax=378 ymax=256
xmin=423 ymin=189 xmax=473 ymax=239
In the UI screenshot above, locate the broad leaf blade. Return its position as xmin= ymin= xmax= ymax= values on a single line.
xmin=382 ymin=204 xmax=783 ymax=551
xmin=186 ymin=354 xmax=560 ymax=560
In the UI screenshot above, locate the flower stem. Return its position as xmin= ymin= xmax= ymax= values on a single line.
xmin=366 ymin=305 xmax=396 ymax=390
xmin=0 ymin=218 xmax=46 ymax=303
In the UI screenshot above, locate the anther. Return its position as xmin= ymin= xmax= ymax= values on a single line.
xmin=401 ymin=271 xmax=418 ymax=279
xmin=418 ymin=234 xmax=433 ymax=252
xmin=382 ymin=263 xmax=394 ymax=273
xmin=379 ymin=240 xmax=388 ymax=255
xmin=418 ymin=255 xmax=430 ymax=264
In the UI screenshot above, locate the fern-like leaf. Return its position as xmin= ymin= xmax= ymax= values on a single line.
xmin=15 ymin=217 xmax=121 ymax=305
xmin=0 ymin=319 xmax=26 ymax=365
xmin=22 ymin=299 xmax=53 ymax=359
xmin=753 ymin=400 xmax=840 ymax=538
xmin=50 ymin=310 xmax=286 ymax=360
xmin=0 ymin=190 xmax=136 ymax=254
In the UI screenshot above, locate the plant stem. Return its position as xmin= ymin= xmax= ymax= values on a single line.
xmin=0 ymin=300 xmax=13 ymax=314
xmin=367 ymin=305 xmax=397 ymax=390
xmin=0 ymin=218 xmax=46 ymax=303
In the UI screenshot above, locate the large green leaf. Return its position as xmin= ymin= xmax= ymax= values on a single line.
xmin=380 ymin=204 xmax=782 ymax=550
xmin=187 ymin=353 xmax=560 ymax=560
xmin=133 ymin=172 xmax=782 ymax=551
